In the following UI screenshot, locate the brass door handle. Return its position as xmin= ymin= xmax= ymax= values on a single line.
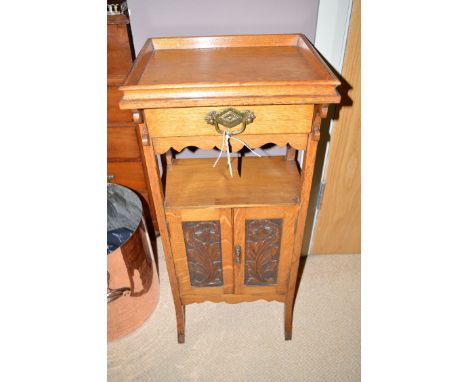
xmin=234 ymin=245 xmax=241 ymax=265
xmin=205 ymin=108 xmax=255 ymax=135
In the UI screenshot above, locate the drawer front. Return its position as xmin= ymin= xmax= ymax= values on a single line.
xmin=107 ymin=127 xmax=141 ymax=161
xmin=108 ymin=86 xmax=133 ymax=124
xmin=144 ymin=105 xmax=314 ymax=138
xmin=107 ymin=161 xmax=146 ymax=192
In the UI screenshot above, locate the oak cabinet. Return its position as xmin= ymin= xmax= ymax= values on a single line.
xmin=119 ymin=34 xmax=340 ymax=342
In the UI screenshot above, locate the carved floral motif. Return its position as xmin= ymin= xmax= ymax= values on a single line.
xmin=182 ymin=221 xmax=224 ymax=287
xmin=244 ymin=219 xmax=283 ymax=286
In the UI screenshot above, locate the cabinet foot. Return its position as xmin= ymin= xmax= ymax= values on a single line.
xmin=284 ymin=300 xmax=293 ymax=341
xmin=177 ymin=332 xmax=185 ymax=344
xmin=176 ymin=303 xmax=185 ymax=343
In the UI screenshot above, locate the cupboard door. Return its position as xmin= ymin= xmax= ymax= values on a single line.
xmin=166 ymin=208 xmax=233 ymax=296
xmin=233 ymin=206 xmax=298 ymax=295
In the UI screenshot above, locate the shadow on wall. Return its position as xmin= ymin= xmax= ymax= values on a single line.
xmin=301 ymin=53 xmax=353 ymax=255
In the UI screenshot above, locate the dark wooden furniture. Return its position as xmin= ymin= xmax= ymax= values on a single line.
xmin=119 ymin=34 xmax=340 ymax=343
xmin=107 ymin=14 xmax=158 ymax=231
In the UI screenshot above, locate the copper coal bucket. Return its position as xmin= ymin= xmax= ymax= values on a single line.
xmin=107 ymin=184 xmax=159 ymax=341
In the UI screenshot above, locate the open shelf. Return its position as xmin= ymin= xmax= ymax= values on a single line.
xmin=164 ymin=156 xmax=301 ymax=209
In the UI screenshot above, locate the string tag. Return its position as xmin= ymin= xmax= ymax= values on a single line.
xmin=213 ymin=131 xmax=261 ymax=177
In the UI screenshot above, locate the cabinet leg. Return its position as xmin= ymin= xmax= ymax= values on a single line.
xmin=176 ymin=303 xmax=185 ymax=344
xmin=284 ymin=300 xmax=293 ymax=340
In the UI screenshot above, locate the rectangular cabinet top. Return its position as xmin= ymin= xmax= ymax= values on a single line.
xmin=120 ymin=34 xmax=340 ymax=109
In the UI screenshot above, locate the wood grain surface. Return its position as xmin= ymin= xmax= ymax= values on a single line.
xmin=139 ymin=124 xmax=186 ymax=343
xmin=144 ymin=105 xmax=314 ymax=137
xmin=107 ymin=161 xmax=147 ymax=192
xmin=119 ymin=34 xmax=340 ymax=109
xmin=107 ymin=126 xmax=141 ymax=161
xmin=107 ymin=16 xmax=132 ymax=77
xmin=284 ymin=134 xmax=319 ymax=340
xmin=164 ymin=157 xmax=301 ymax=209
xmin=151 ymin=134 xmax=308 ymax=154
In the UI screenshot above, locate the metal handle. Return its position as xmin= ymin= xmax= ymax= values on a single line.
xmin=234 ymin=245 xmax=241 ymax=265
xmin=205 ymin=108 xmax=255 ymax=136
xmin=107 ymin=174 xmax=115 ymax=181
xmin=107 ymin=287 xmax=131 ymax=303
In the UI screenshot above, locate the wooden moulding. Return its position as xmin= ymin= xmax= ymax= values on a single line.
xmin=181 ymin=293 xmax=285 ymax=305
xmin=119 ymin=34 xmax=340 ymax=109
xmin=151 ymin=134 xmax=308 ymax=154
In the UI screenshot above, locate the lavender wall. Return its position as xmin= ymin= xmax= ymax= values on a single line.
xmin=127 ymin=0 xmax=320 ymax=53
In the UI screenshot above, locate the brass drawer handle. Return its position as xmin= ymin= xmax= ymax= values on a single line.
xmin=234 ymin=245 xmax=242 ymax=265
xmin=205 ymin=108 xmax=255 ymax=135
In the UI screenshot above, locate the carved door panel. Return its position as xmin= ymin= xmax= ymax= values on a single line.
xmin=166 ymin=208 xmax=234 ymax=296
xmin=233 ymin=206 xmax=298 ymax=295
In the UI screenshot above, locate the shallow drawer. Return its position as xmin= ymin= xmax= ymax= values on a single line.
xmin=144 ymin=104 xmax=314 ymax=138
xmin=107 ymin=161 xmax=146 ymax=192
xmin=107 ymin=127 xmax=141 ymax=161
xmin=108 ymin=86 xmax=133 ymax=124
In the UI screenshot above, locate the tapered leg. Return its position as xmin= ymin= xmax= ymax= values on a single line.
xmin=284 ymin=300 xmax=293 ymax=340
xmin=138 ymin=124 xmax=188 ymax=344
xmin=176 ymin=304 xmax=185 ymax=343
xmin=283 ymin=134 xmax=320 ymax=341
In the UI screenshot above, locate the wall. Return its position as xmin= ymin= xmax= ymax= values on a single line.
xmin=127 ymin=0 xmax=319 ymax=53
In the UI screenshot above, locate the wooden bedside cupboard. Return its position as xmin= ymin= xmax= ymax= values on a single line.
xmin=119 ymin=34 xmax=340 ymax=343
